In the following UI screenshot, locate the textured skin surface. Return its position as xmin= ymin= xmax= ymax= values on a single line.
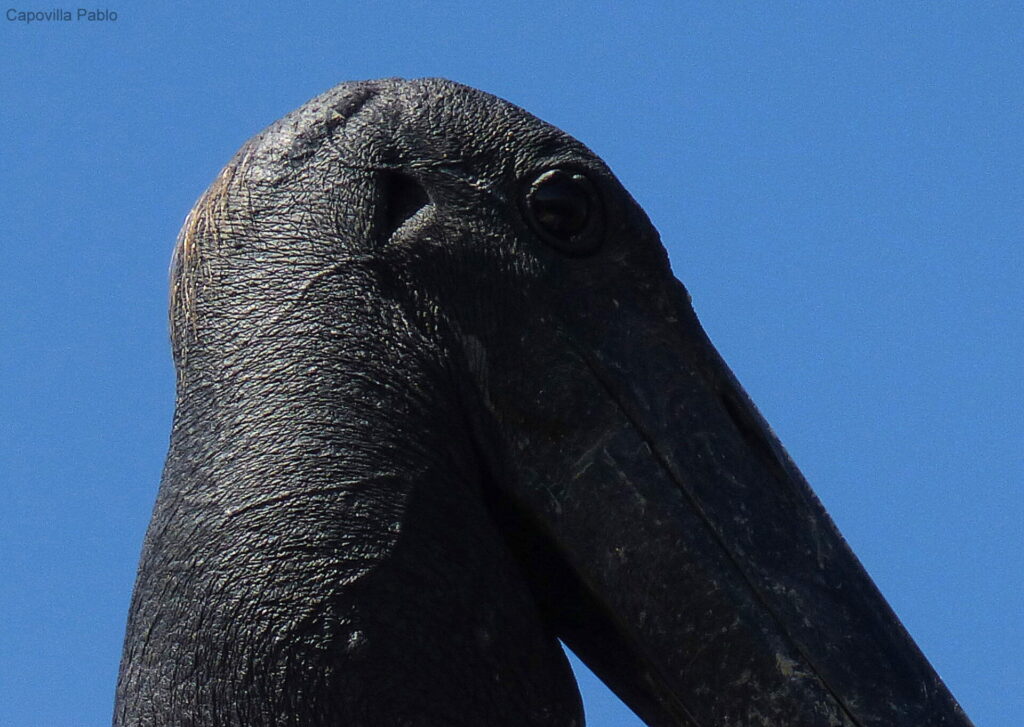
xmin=116 ymin=79 xmax=974 ymax=726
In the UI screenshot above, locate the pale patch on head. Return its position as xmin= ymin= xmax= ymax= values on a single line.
xmin=169 ymin=152 xmax=247 ymax=360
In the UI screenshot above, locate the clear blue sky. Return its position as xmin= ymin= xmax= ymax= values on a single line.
xmin=2 ymin=3 xmax=1020 ymax=725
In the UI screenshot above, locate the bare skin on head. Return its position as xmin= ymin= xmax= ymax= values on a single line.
xmin=116 ymin=78 xmax=973 ymax=727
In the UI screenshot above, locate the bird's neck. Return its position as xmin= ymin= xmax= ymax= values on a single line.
xmin=117 ymin=288 xmax=582 ymax=725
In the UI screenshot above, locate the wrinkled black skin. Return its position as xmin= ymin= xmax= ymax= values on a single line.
xmin=117 ymin=78 xmax=624 ymax=726
xmin=116 ymin=79 xmax=973 ymax=726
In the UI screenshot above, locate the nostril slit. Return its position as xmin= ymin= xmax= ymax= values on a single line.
xmin=378 ymin=171 xmax=430 ymax=243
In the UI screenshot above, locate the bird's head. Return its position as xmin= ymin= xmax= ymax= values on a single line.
xmin=123 ymin=79 xmax=971 ymax=727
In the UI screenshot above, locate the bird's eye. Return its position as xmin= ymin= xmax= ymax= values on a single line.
xmin=523 ymin=169 xmax=603 ymax=255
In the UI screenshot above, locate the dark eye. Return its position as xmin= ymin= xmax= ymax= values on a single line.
xmin=523 ymin=169 xmax=604 ymax=255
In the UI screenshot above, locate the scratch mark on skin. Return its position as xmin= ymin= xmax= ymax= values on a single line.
xmin=259 ymin=258 xmax=372 ymax=327
xmin=225 ymin=483 xmax=361 ymax=518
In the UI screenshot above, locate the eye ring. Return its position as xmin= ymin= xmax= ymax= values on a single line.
xmin=521 ymin=169 xmax=604 ymax=256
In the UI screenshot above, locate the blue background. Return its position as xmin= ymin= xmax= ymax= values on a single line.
xmin=2 ymin=3 xmax=1020 ymax=725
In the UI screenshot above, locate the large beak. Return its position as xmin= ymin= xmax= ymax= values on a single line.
xmin=506 ymin=277 xmax=973 ymax=727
